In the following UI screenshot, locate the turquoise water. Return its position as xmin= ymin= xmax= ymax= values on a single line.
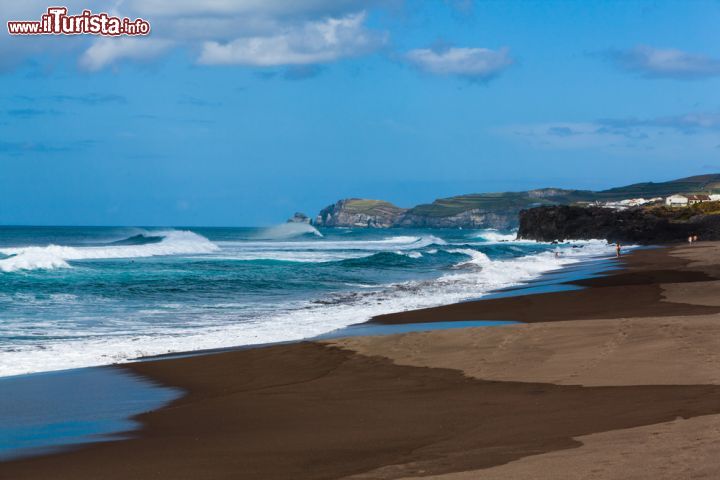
xmin=0 ymin=225 xmax=617 ymax=376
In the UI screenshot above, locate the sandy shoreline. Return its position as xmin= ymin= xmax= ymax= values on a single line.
xmin=4 ymin=242 xmax=720 ymax=479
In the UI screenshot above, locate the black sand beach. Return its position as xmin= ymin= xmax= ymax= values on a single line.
xmin=4 ymin=243 xmax=720 ymax=479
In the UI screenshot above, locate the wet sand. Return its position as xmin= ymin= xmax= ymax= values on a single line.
xmin=4 ymin=242 xmax=720 ymax=479
xmin=372 ymin=246 xmax=720 ymax=325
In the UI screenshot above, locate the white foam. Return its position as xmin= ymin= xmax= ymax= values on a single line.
xmin=0 ymin=239 xmax=621 ymax=377
xmin=0 ymin=230 xmax=219 ymax=272
xmin=474 ymin=229 xmax=518 ymax=243
xmin=394 ymin=250 xmax=424 ymax=258
xmin=254 ymin=222 xmax=323 ymax=239
xmin=447 ymin=248 xmax=492 ymax=267
xmin=209 ymin=235 xmax=445 ymax=262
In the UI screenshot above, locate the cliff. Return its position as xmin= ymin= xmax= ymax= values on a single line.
xmin=314 ymin=199 xmax=406 ymax=228
xmin=311 ymin=174 xmax=720 ymax=229
xmin=395 ymin=189 xmax=592 ymax=229
xmin=314 ymin=190 xmax=592 ymax=229
xmin=518 ymin=204 xmax=720 ymax=243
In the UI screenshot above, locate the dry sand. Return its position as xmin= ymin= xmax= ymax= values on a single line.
xmin=335 ymin=243 xmax=720 ymax=479
xmin=389 ymin=414 xmax=720 ymax=480
xmin=330 ymin=315 xmax=720 ymax=387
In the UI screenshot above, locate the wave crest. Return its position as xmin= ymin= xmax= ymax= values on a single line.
xmin=447 ymin=248 xmax=492 ymax=268
xmin=0 ymin=230 xmax=219 ymax=273
xmin=107 ymin=234 xmax=164 ymax=246
xmin=255 ymin=223 xmax=323 ymax=239
xmin=474 ymin=229 xmax=518 ymax=243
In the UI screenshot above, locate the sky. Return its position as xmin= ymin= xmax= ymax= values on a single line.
xmin=1 ymin=0 xmax=719 ymax=226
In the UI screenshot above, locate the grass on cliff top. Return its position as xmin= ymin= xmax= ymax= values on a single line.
xmin=406 ymin=174 xmax=720 ymax=218
xmin=645 ymin=201 xmax=720 ymax=220
xmin=406 ymin=190 xmax=595 ymax=217
xmin=595 ymin=174 xmax=720 ymax=200
xmin=342 ymin=199 xmax=405 ymax=214
xmin=323 ymin=174 xmax=720 ymax=220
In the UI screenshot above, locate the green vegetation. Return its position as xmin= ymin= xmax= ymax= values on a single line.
xmin=646 ymin=201 xmax=720 ymax=220
xmin=405 ymin=174 xmax=720 ymax=218
xmin=341 ymin=199 xmax=405 ymax=215
xmin=407 ymin=192 xmax=561 ymax=217
xmin=593 ymin=174 xmax=720 ymax=200
xmin=316 ymin=174 xmax=720 ymax=230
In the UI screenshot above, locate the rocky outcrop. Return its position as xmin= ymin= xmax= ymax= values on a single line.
xmin=314 ymin=199 xmax=406 ymax=228
xmin=287 ymin=212 xmax=310 ymax=224
xmin=518 ymin=205 xmax=720 ymax=243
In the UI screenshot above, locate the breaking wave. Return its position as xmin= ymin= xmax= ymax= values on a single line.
xmin=0 ymin=223 xmax=625 ymax=377
xmin=0 ymin=230 xmax=219 ymax=273
xmin=107 ymin=234 xmax=164 ymax=246
xmin=210 ymin=235 xmax=446 ymax=263
xmin=474 ymin=229 xmax=518 ymax=243
xmin=254 ymin=223 xmax=323 ymax=239
xmin=0 ymin=239 xmax=620 ymax=376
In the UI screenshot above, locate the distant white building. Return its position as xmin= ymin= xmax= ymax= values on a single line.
xmin=599 ymin=197 xmax=662 ymax=210
xmin=688 ymin=194 xmax=711 ymax=204
xmin=710 ymin=194 xmax=720 ymax=202
xmin=665 ymin=194 xmax=711 ymax=207
xmin=622 ymin=197 xmax=663 ymax=207
xmin=666 ymin=195 xmax=689 ymax=207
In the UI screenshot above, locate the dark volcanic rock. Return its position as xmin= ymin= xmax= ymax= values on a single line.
xmin=518 ymin=205 xmax=720 ymax=243
xmin=287 ymin=212 xmax=311 ymax=224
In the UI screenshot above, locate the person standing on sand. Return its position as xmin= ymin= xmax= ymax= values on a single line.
xmin=694 ymin=235 xmax=699 ymax=242
xmin=616 ymin=243 xmax=621 ymax=257
xmin=689 ymin=236 xmax=693 ymax=244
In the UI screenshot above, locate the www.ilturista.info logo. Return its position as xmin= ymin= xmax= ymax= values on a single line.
xmin=7 ymin=7 xmax=150 ymax=36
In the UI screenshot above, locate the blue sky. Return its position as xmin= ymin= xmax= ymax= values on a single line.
xmin=1 ymin=0 xmax=719 ymax=226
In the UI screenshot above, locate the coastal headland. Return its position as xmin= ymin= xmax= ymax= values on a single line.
xmin=3 ymin=242 xmax=720 ymax=479
xmin=310 ymin=174 xmax=720 ymax=230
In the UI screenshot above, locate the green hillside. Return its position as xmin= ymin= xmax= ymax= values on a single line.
xmin=405 ymin=174 xmax=720 ymax=218
xmin=594 ymin=174 xmax=720 ymax=200
xmin=408 ymin=192 xmax=561 ymax=217
xmin=337 ymin=199 xmax=405 ymax=215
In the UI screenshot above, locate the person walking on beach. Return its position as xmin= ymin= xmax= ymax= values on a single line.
xmin=694 ymin=235 xmax=699 ymax=242
xmin=616 ymin=243 xmax=621 ymax=257
xmin=689 ymin=235 xmax=693 ymax=244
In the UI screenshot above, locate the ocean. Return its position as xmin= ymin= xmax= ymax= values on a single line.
xmin=0 ymin=224 xmax=617 ymax=377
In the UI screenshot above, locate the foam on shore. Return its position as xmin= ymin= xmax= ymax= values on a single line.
xmin=0 ymin=239 xmax=617 ymax=377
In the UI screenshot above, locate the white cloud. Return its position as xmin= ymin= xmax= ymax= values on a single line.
xmin=405 ymin=47 xmax=513 ymax=80
xmin=605 ymin=46 xmax=720 ymax=79
xmin=198 ymin=12 xmax=386 ymax=66
xmin=0 ymin=0 xmax=105 ymax=71
xmin=127 ymin=0 xmax=390 ymax=17
xmin=79 ymin=38 xmax=174 ymax=71
xmin=0 ymin=0 xmax=392 ymax=72
xmin=497 ymin=112 xmax=720 ymax=154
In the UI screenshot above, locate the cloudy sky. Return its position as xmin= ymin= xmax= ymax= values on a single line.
xmin=1 ymin=0 xmax=719 ymax=225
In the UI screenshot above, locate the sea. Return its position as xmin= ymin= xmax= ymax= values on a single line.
xmin=0 ymin=224 xmax=618 ymax=378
